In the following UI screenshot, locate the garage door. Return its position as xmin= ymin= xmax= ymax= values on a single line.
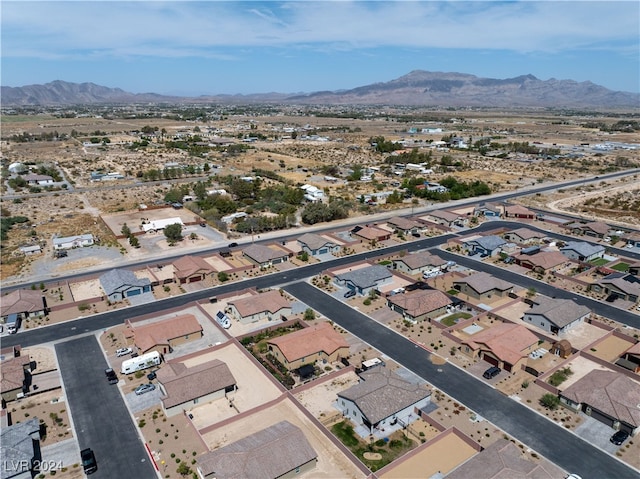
xmin=482 ymin=354 xmax=499 ymax=367
xmin=188 ymin=275 xmax=202 ymax=283
xmin=272 ymin=258 xmax=282 ymax=264
xmin=319 ymin=248 xmax=328 ymax=254
xmin=126 ymin=289 xmax=141 ymax=297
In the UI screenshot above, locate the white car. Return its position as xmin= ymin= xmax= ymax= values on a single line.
xmin=116 ymin=347 xmax=132 ymax=357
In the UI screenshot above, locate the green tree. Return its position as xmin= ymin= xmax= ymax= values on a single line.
xmin=303 ymin=308 xmax=316 ymax=321
xmin=129 ymin=235 xmax=140 ymax=248
xmin=217 ymin=271 xmax=229 ymax=282
xmin=121 ymin=223 xmax=131 ymax=237
xmin=539 ymin=393 xmax=560 ymax=410
xmin=164 ymin=223 xmax=183 ymax=243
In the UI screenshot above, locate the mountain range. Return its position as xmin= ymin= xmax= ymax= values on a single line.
xmin=2 ymin=71 xmax=639 ymax=109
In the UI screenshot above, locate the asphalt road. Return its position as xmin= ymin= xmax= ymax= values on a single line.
xmin=283 ymin=281 xmax=638 ymax=479
xmin=55 ymin=335 xmax=157 ymax=479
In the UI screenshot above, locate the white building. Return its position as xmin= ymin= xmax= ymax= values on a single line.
xmin=300 ymin=184 xmax=324 ymax=202
xmin=142 ymin=218 xmax=184 ymax=233
xmin=52 ymin=234 xmax=94 ymax=250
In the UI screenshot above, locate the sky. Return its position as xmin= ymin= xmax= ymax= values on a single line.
xmin=2 ymin=1 xmax=639 ymax=96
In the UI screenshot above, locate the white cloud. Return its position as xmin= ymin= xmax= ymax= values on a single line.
xmin=2 ymin=1 xmax=638 ymax=59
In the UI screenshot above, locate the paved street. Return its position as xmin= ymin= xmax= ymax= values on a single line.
xmin=55 ymin=335 xmax=157 ymax=479
xmin=283 ymin=281 xmax=639 ymax=479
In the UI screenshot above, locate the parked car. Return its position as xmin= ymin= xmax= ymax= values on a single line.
xmin=81 ymin=448 xmax=97 ymax=474
xmin=483 ymin=366 xmax=501 ymax=379
xmin=344 ymin=289 xmax=356 ymax=299
xmin=147 ymin=371 xmax=157 ymax=381
xmin=200 ymin=222 xmax=207 ymax=227
xmin=228 ymin=242 xmax=238 ymax=248
xmin=116 ymin=347 xmax=132 ymax=357
xmin=411 ymin=232 xmax=421 ymax=238
xmin=104 ymin=368 xmax=118 ymax=385
xmin=135 ymin=383 xmax=156 ymax=395
xmin=610 ymin=430 xmax=629 ymax=446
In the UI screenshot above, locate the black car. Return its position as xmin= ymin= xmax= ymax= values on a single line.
xmin=228 ymin=242 xmax=238 ymax=248
xmin=483 ymin=366 xmax=501 ymax=379
xmin=344 ymin=289 xmax=356 ymax=299
xmin=81 ymin=448 xmax=97 ymax=474
xmin=610 ymin=430 xmax=629 ymax=446
xmin=104 ymin=368 xmax=118 ymax=385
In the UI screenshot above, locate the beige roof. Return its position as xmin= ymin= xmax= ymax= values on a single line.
xmin=428 ymin=210 xmax=460 ymax=222
xmin=515 ymin=251 xmax=567 ymax=270
xmin=0 ymin=354 xmax=30 ymax=393
xmin=354 ymin=226 xmax=390 ymax=241
xmin=394 ymin=252 xmax=446 ymax=270
xmin=561 ymin=370 xmax=640 ymax=428
xmin=453 ymin=271 xmax=513 ymax=295
xmin=388 ymin=289 xmax=452 ymax=318
xmin=464 ymin=323 xmax=537 ymax=365
xmin=242 ymin=244 xmax=288 ymax=264
xmin=158 ymin=358 xmax=235 ymax=409
xmin=297 ymin=233 xmax=336 ymax=251
xmin=197 ymin=421 xmax=317 ymax=479
xmin=505 ymin=205 xmax=534 ymax=216
xmin=506 ymin=227 xmax=544 ymax=241
xmin=526 ymin=298 xmax=590 ymax=328
xmin=387 ymin=216 xmax=420 ymax=230
xmin=229 ymin=289 xmax=291 ymax=318
xmin=126 ymin=314 xmax=202 ymax=353
xmin=579 ymin=221 xmax=610 ymax=235
xmin=172 ymin=255 xmax=215 ymax=279
xmin=447 ymin=438 xmax=563 ymax=479
xmin=338 ymin=366 xmax=431 ymax=425
xmin=0 ymin=289 xmax=44 ymax=317
xmin=267 ymin=322 xmax=349 ymax=362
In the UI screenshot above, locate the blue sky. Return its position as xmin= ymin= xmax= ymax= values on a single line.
xmin=2 ymin=1 xmax=639 ymax=95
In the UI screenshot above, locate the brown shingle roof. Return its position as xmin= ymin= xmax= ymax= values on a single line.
xmin=242 ymin=244 xmax=288 ymax=264
xmin=197 ymin=421 xmax=317 ymax=479
xmin=561 ymin=370 xmax=640 ymax=428
xmin=0 ymin=354 xmax=30 ymax=393
xmin=126 ymin=314 xmax=203 ymax=353
xmin=354 ymin=226 xmax=390 ymax=241
xmin=297 ymin=233 xmax=336 ymax=251
xmin=394 ymin=252 xmax=446 ymax=270
xmin=338 ymin=366 xmax=431 ymax=425
xmin=526 ymin=298 xmax=590 ymax=328
xmin=158 ymin=358 xmax=235 ymax=409
xmin=172 ymin=255 xmax=215 ymax=279
xmin=515 ymin=251 xmax=567 ymax=270
xmin=505 ymin=205 xmax=534 ymax=216
xmin=228 ymin=290 xmax=291 ymax=318
xmin=387 ymin=289 xmax=452 ymax=318
xmin=267 ymin=322 xmax=349 ymax=362
xmin=506 ymin=227 xmax=544 ymax=241
xmin=387 ymin=216 xmax=420 ymax=231
xmin=464 ymin=323 xmax=537 ymax=365
xmin=0 ymin=290 xmax=45 ymax=317
xmin=453 ymin=271 xmax=513 ymax=295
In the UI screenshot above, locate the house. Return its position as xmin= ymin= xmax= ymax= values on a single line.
xmin=242 ymin=244 xmax=290 ymax=268
xmin=0 ymin=418 xmax=43 ymax=479
xmin=142 ymin=217 xmax=184 ymax=233
xmin=452 ymin=272 xmax=513 ymax=301
xmin=99 ymin=269 xmax=152 ymax=302
xmin=157 ymin=358 xmax=236 ymax=417
xmin=424 ymin=210 xmax=467 ymax=228
xmin=503 ymin=227 xmax=546 ymax=245
xmin=0 ymin=290 xmax=46 ymax=321
xmin=335 ymin=265 xmax=393 ymax=296
xmin=622 ymin=232 xmax=640 ymax=248
xmin=522 ymin=298 xmax=590 ymax=334
xmin=473 ymin=202 xmax=503 ymax=218
xmin=392 ymin=252 xmax=447 ymax=276
xmin=568 ymin=221 xmax=610 ymax=238
xmin=590 ymin=273 xmax=640 ymax=302
xmin=336 ymin=366 xmax=431 ymax=437
xmin=447 ymin=438 xmax=564 ymax=479
xmin=0 ymin=347 xmax=31 ymax=402
xmin=560 ymin=241 xmax=606 ymax=262
xmin=172 ymin=255 xmax=215 ymax=283
xmin=22 ymin=173 xmax=54 ymax=185
xmin=513 ymin=251 xmax=568 ymax=273
xmin=629 ymin=261 xmax=640 ymax=277
xmin=618 ymin=342 xmax=640 ymax=373
xmin=267 ymin=322 xmax=350 ymax=371
xmin=227 ymin=289 xmax=292 ymax=324
xmin=504 ymin=205 xmax=535 ymax=219
xmin=18 ymin=245 xmax=41 ymax=256
xmin=196 ymin=421 xmax=317 ymax=479
xmin=124 ymin=314 xmax=203 ymax=355
xmin=387 ymin=216 xmax=421 ymax=236
xmin=297 ymin=233 xmax=340 ymax=256
xmin=52 ymin=233 xmax=94 ymax=250
xmin=559 ymin=370 xmax=640 ymax=435
xmin=300 ymin=184 xmax=324 ymax=202
xmin=463 ymin=235 xmax=506 ymax=257
xmin=461 ymin=323 xmax=538 ymax=372
xmin=351 ymin=225 xmax=392 ymax=243
xmin=387 ymin=289 xmax=453 ymax=323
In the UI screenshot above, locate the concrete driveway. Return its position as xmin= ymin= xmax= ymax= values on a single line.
xmin=124 ymin=386 xmax=163 ymax=414
xmin=574 ymin=414 xmax=625 ymax=455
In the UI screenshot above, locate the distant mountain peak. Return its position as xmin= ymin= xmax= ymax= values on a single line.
xmin=2 ymin=71 xmax=638 ymax=109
